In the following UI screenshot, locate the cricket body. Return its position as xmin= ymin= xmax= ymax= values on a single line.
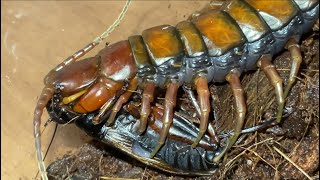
xmin=34 ymin=0 xmax=319 ymax=179
xmin=47 ymin=98 xmax=222 ymax=175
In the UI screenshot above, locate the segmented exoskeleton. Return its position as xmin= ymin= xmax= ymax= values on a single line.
xmin=34 ymin=0 xmax=319 ymax=179
xmin=47 ymin=95 xmax=222 ymax=175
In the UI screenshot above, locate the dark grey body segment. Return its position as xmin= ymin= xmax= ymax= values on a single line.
xmin=299 ymin=3 xmax=319 ymax=33
xmin=84 ymin=112 xmax=220 ymax=174
xmin=133 ymin=138 xmax=217 ymax=171
xmin=131 ymin=120 xmax=218 ymax=171
xmin=129 ymin=0 xmax=319 ymax=85
xmin=240 ymin=33 xmax=275 ymax=71
xmin=103 ymin=111 xmax=219 ymax=173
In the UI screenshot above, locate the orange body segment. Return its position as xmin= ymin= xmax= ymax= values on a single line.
xmin=223 ymin=0 xmax=269 ymax=42
xmin=142 ymin=25 xmax=183 ymax=61
xmin=192 ymin=10 xmax=245 ymax=56
xmin=245 ymin=0 xmax=298 ymax=30
xmin=176 ymin=21 xmax=207 ymax=56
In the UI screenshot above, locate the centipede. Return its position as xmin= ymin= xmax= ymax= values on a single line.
xmin=33 ymin=0 xmax=319 ymax=179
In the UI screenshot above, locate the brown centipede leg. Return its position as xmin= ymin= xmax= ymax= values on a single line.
xmin=258 ymin=55 xmax=285 ymax=123
xmin=213 ymin=71 xmax=247 ymax=163
xmin=139 ymin=81 xmax=156 ymax=134
xmin=188 ymin=75 xmax=211 ymax=148
xmin=107 ymin=77 xmax=138 ymax=126
xmin=149 ymin=81 xmax=179 ymax=158
xmin=226 ymin=71 xmax=247 ymax=149
xmin=284 ymin=37 xmax=302 ymax=99
xmin=182 ymin=85 xmax=220 ymax=144
xmin=207 ymin=123 xmax=220 ymax=144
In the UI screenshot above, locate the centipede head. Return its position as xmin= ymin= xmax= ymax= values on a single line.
xmin=33 ymin=51 xmax=101 ymax=180
xmin=33 ymin=41 xmax=139 ymax=179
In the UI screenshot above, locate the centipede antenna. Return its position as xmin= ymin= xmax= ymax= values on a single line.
xmin=34 ymin=123 xmax=58 ymax=180
xmin=51 ymin=0 xmax=132 ymax=73
xmin=34 ymin=86 xmax=54 ymax=180
xmin=34 ymin=118 xmax=52 ymax=179
xmin=92 ymin=0 xmax=132 ymax=44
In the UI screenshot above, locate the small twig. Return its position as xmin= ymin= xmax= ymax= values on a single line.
xmin=99 ymin=178 xmax=139 ymax=180
xmin=265 ymin=143 xmax=279 ymax=180
xmin=314 ymin=124 xmax=319 ymax=137
xmin=225 ymin=138 xmax=273 ymax=167
xmin=233 ymin=132 xmax=257 ymax=148
xmin=273 ymin=146 xmax=313 ymax=180
xmin=98 ymin=154 xmax=104 ymax=175
xmin=141 ymin=166 xmax=148 ymax=179
xmin=301 ymin=72 xmax=319 ymax=88
xmin=276 ymin=68 xmax=319 ymax=72
xmin=238 ymin=146 xmax=276 ymax=170
xmin=62 ymin=115 xmax=80 ymax=127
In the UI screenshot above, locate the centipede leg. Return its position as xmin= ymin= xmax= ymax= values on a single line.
xmin=213 ymin=71 xmax=246 ymax=163
xmin=226 ymin=72 xmax=247 ymax=149
xmin=182 ymin=85 xmax=219 ymax=144
xmin=107 ymin=77 xmax=138 ymax=125
xmin=284 ymin=37 xmax=302 ymax=99
xmin=191 ymin=75 xmax=211 ymax=148
xmin=258 ymin=55 xmax=285 ymax=123
xmin=139 ymin=81 xmax=156 ymax=134
xmin=149 ymin=81 xmax=179 ymax=158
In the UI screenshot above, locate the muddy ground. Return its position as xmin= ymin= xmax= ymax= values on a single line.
xmin=46 ymin=11 xmax=319 ymax=180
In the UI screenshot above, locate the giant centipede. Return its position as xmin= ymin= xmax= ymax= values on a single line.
xmin=33 ymin=0 xmax=319 ymax=179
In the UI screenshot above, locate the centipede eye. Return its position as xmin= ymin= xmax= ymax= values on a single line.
xmin=55 ymin=84 xmax=64 ymax=92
